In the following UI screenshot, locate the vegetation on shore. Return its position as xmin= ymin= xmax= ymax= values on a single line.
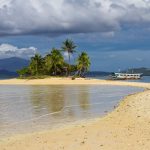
xmin=17 ymin=39 xmax=91 ymax=79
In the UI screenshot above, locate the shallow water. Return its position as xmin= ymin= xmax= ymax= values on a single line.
xmin=0 ymin=85 xmax=143 ymax=138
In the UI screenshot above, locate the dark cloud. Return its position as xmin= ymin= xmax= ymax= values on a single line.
xmin=0 ymin=0 xmax=150 ymax=36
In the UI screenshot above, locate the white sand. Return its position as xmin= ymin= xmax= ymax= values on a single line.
xmin=0 ymin=78 xmax=150 ymax=150
xmin=0 ymin=78 xmax=149 ymax=89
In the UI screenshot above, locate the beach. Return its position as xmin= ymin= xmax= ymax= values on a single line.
xmin=0 ymin=78 xmax=150 ymax=88
xmin=0 ymin=78 xmax=150 ymax=150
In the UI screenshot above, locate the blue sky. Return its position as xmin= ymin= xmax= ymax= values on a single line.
xmin=0 ymin=0 xmax=150 ymax=71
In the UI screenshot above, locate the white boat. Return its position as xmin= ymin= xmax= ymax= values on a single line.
xmin=110 ymin=72 xmax=143 ymax=80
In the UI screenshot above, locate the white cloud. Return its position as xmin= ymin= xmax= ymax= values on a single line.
xmin=0 ymin=0 xmax=150 ymax=36
xmin=0 ymin=43 xmax=37 ymax=59
xmin=63 ymin=51 xmax=73 ymax=61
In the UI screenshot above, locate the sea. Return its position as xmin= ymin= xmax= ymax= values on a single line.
xmin=88 ymin=75 xmax=150 ymax=83
xmin=0 ymin=85 xmax=143 ymax=138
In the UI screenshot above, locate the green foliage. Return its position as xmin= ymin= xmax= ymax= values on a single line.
xmin=50 ymin=48 xmax=64 ymax=75
xmin=61 ymin=39 xmax=77 ymax=75
xmin=43 ymin=54 xmax=52 ymax=75
xmin=17 ymin=67 xmax=30 ymax=77
xmin=18 ymin=40 xmax=91 ymax=78
xmin=29 ymin=54 xmax=44 ymax=76
xmin=77 ymin=52 xmax=91 ymax=77
xmin=62 ymin=39 xmax=77 ymax=56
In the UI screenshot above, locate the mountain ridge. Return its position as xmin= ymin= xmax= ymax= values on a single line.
xmin=123 ymin=67 xmax=150 ymax=76
xmin=0 ymin=57 xmax=29 ymax=72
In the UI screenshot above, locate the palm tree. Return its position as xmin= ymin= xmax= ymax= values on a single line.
xmin=44 ymin=54 xmax=52 ymax=75
xmin=29 ymin=54 xmax=44 ymax=75
xmin=50 ymin=48 xmax=64 ymax=75
xmin=77 ymin=52 xmax=91 ymax=77
xmin=17 ymin=67 xmax=30 ymax=78
xmin=62 ymin=39 xmax=77 ymax=75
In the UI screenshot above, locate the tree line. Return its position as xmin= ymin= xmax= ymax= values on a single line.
xmin=18 ymin=39 xmax=91 ymax=78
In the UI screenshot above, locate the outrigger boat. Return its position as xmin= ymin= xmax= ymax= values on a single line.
xmin=109 ymin=72 xmax=143 ymax=80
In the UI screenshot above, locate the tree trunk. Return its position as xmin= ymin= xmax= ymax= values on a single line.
xmin=68 ymin=53 xmax=71 ymax=76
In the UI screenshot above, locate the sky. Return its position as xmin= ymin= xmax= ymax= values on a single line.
xmin=0 ymin=0 xmax=150 ymax=71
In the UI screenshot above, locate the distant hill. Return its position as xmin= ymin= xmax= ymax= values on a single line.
xmin=0 ymin=69 xmax=18 ymax=78
xmin=124 ymin=67 xmax=150 ymax=76
xmin=0 ymin=57 xmax=29 ymax=72
xmin=86 ymin=71 xmax=111 ymax=77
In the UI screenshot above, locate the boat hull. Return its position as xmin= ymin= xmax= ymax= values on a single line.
xmin=108 ymin=73 xmax=143 ymax=80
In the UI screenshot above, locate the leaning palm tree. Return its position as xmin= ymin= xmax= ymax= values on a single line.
xmin=51 ymin=48 xmax=64 ymax=75
xmin=62 ymin=39 xmax=77 ymax=75
xmin=29 ymin=54 xmax=44 ymax=75
xmin=76 ymin=52 xmax=91 ymax=77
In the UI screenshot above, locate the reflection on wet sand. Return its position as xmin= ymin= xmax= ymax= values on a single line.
xmin=0 ymin=85 xmax=143 ymax=138
xmin=78 ymin=86 xmax=90 ymax=110
xmin=29 ymin=86 xmax=65 ymax=116
xmin=29 ymin=86 xmax=90 ymax=119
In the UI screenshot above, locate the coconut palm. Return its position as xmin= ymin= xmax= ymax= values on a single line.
xmin=77 ymin=52 xmax=91 ymax=77
xmin=17 ymin=41 xmax=91 ymax=78
xmin=17 ymin=67 xmax=30 ymax=78
xmin=62 ymin=39 xmax=77 ymax=62
xmin=50 ymin=48 xmax=64 ymax=75
xmin=29 ymin=54 xmax=44 ymax=75
xmin=44 ymin=54 xmax=52 ymax=75
xmin=62 ymin=39 xmax=77 ymax=75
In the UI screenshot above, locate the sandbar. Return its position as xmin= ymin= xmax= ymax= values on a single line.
xmin=0 ymin=78 xmax=150 ymax=150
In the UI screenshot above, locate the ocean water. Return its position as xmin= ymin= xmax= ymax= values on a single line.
xmin=126 ymin=76 xmax=150 ymax=83
xmin=0 ymin=85 xmax=143 ymax=138
xmin=91 ymin=76 xmax=150 ymax=83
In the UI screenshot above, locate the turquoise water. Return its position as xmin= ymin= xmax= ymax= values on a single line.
xmin=0 ymin=85 xmax=143 ymax=138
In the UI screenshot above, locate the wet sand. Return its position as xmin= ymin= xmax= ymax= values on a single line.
xmin=0 ymin=78 xmax=150 ymax=150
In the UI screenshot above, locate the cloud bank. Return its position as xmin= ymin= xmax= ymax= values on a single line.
xmin=0 ymin=0 xmax=150 ymax=36
xmin=0 ymin=43 xmax=37 ymax=59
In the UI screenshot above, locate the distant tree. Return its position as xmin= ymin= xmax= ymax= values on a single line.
xmin=77 ymin=52 xmax=91 ymax=77
xmin=62 ymin=39 xmax=77 ymax=75
xmin=29 ymin=54 xmax=44 ymax=75
xmin=50 ymin=48 xmax=64 ymax=75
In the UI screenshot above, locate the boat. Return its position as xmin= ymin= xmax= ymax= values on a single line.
xmin=109 ymin=72 xmax=143 ymax=80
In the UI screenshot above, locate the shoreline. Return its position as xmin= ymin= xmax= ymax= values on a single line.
xmin=0 ymin=78 xmax=150 ymax=149
xmin=0 ymin=77 xmax=150 ymax=89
